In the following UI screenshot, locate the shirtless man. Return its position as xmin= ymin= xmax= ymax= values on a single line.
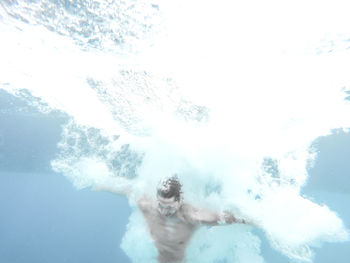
xmin=94 ymin=175 xmax=247 ymax=263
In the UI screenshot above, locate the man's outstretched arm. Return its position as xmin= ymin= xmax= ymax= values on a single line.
xmin=184 ymin=205 xmax=251 ymax=226
xmin=92 ymin=176 xmax=133 ymax=197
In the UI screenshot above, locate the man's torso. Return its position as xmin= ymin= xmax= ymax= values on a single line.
xmin=138 ymin=197 xmax=197 ymax=263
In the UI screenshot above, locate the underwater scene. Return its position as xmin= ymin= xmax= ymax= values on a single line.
xmin=1 ymin=1 xmax=350 ymax=262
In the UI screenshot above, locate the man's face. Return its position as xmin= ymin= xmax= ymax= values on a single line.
xmin=157 ymin=195 xmax=182 ymax=217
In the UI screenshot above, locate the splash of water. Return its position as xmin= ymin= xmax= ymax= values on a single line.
xmin=1 ymin=0 xmax=350 ymax=262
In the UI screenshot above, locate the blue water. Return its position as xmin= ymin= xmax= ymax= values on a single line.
xmin=0 ymin=172 xmax=131 ymax=263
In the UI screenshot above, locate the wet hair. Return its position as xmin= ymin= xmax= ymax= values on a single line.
xmin=157 ymin=175 xmax=183 ymax=202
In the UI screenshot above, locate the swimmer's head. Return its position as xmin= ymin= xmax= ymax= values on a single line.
xmin=156 ymin=175 xmax=183 ymax=216
xmin=157 ymin=175 xmax=183 ymax=201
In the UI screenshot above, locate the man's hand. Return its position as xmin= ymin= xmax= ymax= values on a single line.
xmin=219 ymin=211 xmax=247 ymax=225
xmin=219 ymin=211 xmax=235 ymax=224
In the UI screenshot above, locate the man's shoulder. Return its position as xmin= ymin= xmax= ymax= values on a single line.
xmin=181 ymin=203 xmax=198 ymax=213
xmin=179 ymin=203 xmax=199 ymax=224
xmin=137 ymin=195 xmax=154 ymax=212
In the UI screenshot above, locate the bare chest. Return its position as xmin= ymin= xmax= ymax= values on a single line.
xmin=141 ymin=206 xmax=196 ymax=247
